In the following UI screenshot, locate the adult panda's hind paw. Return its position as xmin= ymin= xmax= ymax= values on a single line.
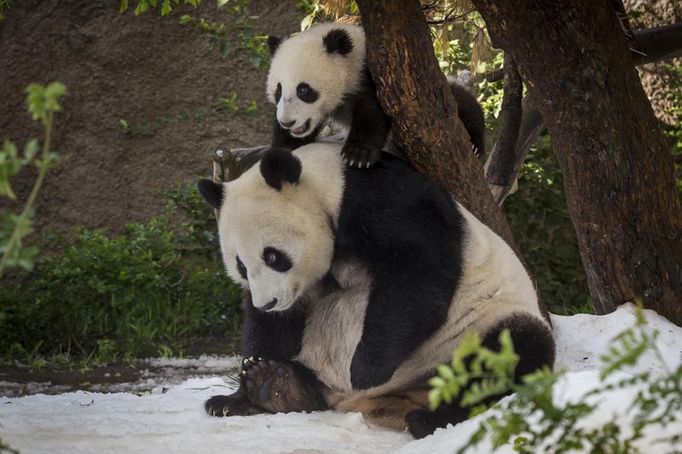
xmin=341 ymin=141 xmax=382 ymax=168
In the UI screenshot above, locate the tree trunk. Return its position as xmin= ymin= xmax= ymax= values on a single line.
xmin=355 ymin=0 xmax=551 ymax=323
xmin=471 ymin=0 xmax=682 ymax=324
xmin=355 ymin=0 xmax=514 ymax=242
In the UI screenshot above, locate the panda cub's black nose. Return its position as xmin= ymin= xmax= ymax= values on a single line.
xmin=257 ymin=298 xmax=278 ymax=312
xmin=279 ymin=120 xmax=295 ymax=128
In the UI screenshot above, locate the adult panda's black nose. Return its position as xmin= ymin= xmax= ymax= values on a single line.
xmin=279 ymin=120 xmax=295 ymax=129
xmin=257 ymin=298 xmax=278 ymax=312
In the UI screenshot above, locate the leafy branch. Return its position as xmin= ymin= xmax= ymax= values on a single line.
xmin=0 ymin=82 xmax=66 ymax=278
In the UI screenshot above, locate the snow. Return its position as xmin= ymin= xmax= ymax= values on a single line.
xmin=1 ymin=304 xmax=681 ymax=454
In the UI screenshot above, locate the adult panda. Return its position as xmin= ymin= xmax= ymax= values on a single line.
xmin=266 ymin=22 xmax=486 ymax=167
xmin=197 ymin=143 xmax=554 ymax=438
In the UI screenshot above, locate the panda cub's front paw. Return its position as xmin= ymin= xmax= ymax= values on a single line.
xmin=341 ymin=141 xmax=382 ymax=168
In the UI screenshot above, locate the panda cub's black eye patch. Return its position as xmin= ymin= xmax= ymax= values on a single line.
xmin=275 ymin=83 xmax=282 ymax=103
xmin=236 ymin=255 xmax=248 ymax=280
xmin=296 ymin=83 xmax=318 ymax=103
xmin=262 ymin=247 xmax=292 ymax=272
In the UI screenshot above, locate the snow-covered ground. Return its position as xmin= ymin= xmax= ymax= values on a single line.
xmin=1 ymin=304 xmax=680 ymax=454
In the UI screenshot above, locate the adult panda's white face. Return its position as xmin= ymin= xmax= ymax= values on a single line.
xmin=197 ymin=145 xmax=345 ymax=312
xmin=266 ymin=23 xmax=366 ymax=138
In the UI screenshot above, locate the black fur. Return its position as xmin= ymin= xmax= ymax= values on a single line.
xmin=336 ymin=154 xmax=465 ymax=389
xmin=323 ymin=28 xmax=353 ymax=55
xmin=197 ymin=179 xmax=223 ymax=209
xmin=259 ymin=148 xmax=302 ymax=191
xmin=296 ymin=82 xmax=319 ymax=103
xmin=406 ymin=313 xmax=556 ymax=438
xmin=267 ymin=36 xmax=281 ymax=55
xmin=449 ymin=82 xmax=486 ymax=156
xmin=339 ymin=68 xmax=392 ymax=167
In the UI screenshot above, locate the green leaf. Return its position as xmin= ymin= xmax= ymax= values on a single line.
xmin=23 ymin=139 xmax=39 ymax=163
xmin=119 ymin=0 xmax=130 ymax=13
xmin=161 ymin=0 xmax=172 ymax=15
xmin=178 ymin=14 xmax=193 ymax=24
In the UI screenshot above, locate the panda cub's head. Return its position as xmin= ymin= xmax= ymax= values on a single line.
xmin=266 ymin=23 xmax=366 ymax=138
xmin=197 ymin=145 xmax=345 ymax=312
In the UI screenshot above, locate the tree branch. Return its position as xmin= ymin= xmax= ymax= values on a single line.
xmin=484 ymin=55 xmax=522 ymax=198
xmin=484 ymin=22 xmax=682 ymax=83
xmin=485 ymin=95 xmax=544 ymax=205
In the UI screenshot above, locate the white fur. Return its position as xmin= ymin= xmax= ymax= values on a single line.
xmin=216 ymin=143 xmax=345 ymax=311
xmin=266 ymin=23 xmax=366 ymax=137
xmin=297 ymin=199 xmax=548 ymax=401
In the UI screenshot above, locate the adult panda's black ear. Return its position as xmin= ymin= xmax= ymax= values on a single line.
xmin=197 ymin=179 xmax=224 ymax=209
xmin=267 ymin=36 xmax=282 ymax=55
xmin=323 ymin=28 xmax=353 ymax=56
xmin=260 ymin=148 xmax=302 ymax=191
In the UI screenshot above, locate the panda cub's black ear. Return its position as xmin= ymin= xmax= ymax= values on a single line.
xmin=267 ymin=36 xmax=282 ymax=55
xmin=323 ymin=29 xmax=353 ymax=56
xmin=197 ymin=179 xmax=224 ymax=209
xmin=260 ymin=148 xmax=302 ymax=191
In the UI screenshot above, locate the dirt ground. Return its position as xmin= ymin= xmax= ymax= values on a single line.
xmin=0 ymin=0 xmax=303 ymax=233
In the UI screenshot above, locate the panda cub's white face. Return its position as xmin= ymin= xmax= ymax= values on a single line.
xmin=204 ymin=145 xmax=345 ymax=313
xmin=266 ymin=23 xmax=366 ymax=138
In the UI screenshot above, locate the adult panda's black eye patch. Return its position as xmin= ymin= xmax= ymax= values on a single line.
xmin=262 ymin=247 xmax=292 ymax=272
xmin=236 ymin=255 xmax=248 ymax=280
xmin=275 ymin=83 xmax=282 ymax=103
xmin=296 ymin=83 xmax=318 ymax=103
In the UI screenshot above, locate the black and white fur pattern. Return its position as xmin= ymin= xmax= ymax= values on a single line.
xmin=198 ymin=143 xmax=554 ymax=437
xmin=266 ymin=23 xmax=486 ymax=167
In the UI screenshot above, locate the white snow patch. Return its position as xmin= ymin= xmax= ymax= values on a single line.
xmin=1 ymin=304 xmax=680 ymax=454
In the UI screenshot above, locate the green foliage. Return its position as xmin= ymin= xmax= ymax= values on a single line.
xmin=0 ymin=183 xmax=242 ymax=365
xmin=0 ymin=82 xmax=66 ymax=278
xmin=428 ymin=329 xmax=519 ymax=413
xmin=214 ymin=92 xmax=258 ymax=115
xmin=430 ymin=305 xmax=682 ymax=454
xmin=503 ymin=136 xmax=591 ymax=314
xmin=119 ymin=0 xmax=202 ymax=16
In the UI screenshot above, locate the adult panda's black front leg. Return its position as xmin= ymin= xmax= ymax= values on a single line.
xmin=205 ymin=290 xmax=318 ymax=417
xmin=341 ymin=84 xmax=391 ymax=168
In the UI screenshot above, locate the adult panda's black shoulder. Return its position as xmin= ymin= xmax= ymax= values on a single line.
xmin=198 ymin=144 xmax=554 ymax=438
xmin=266 ymin=23 xmax=486 ymax=167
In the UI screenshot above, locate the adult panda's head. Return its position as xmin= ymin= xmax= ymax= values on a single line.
xmin=197 ymin=144 xmax=345 ymax=312
xmin=266 ymin=23 xmax=366 ymax=138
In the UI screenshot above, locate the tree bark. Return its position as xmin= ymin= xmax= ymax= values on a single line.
xmin=471 ymin=0 xmax=682 ymax=324
xmin=355 ymin=0 xmax=513 ymax=242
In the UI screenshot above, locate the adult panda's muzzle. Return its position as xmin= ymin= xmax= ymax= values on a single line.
xmin=254 ymin=297 xmax=278 ymax=312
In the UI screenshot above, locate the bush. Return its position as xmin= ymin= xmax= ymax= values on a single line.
xmin=0 ymin=183 xmax=242 ymax=365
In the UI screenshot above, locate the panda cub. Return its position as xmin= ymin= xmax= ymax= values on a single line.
xmin=197 ymin=144 xmax=555 ymax=438
xmin=266 ymin=23 xmax=486 ymax=167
